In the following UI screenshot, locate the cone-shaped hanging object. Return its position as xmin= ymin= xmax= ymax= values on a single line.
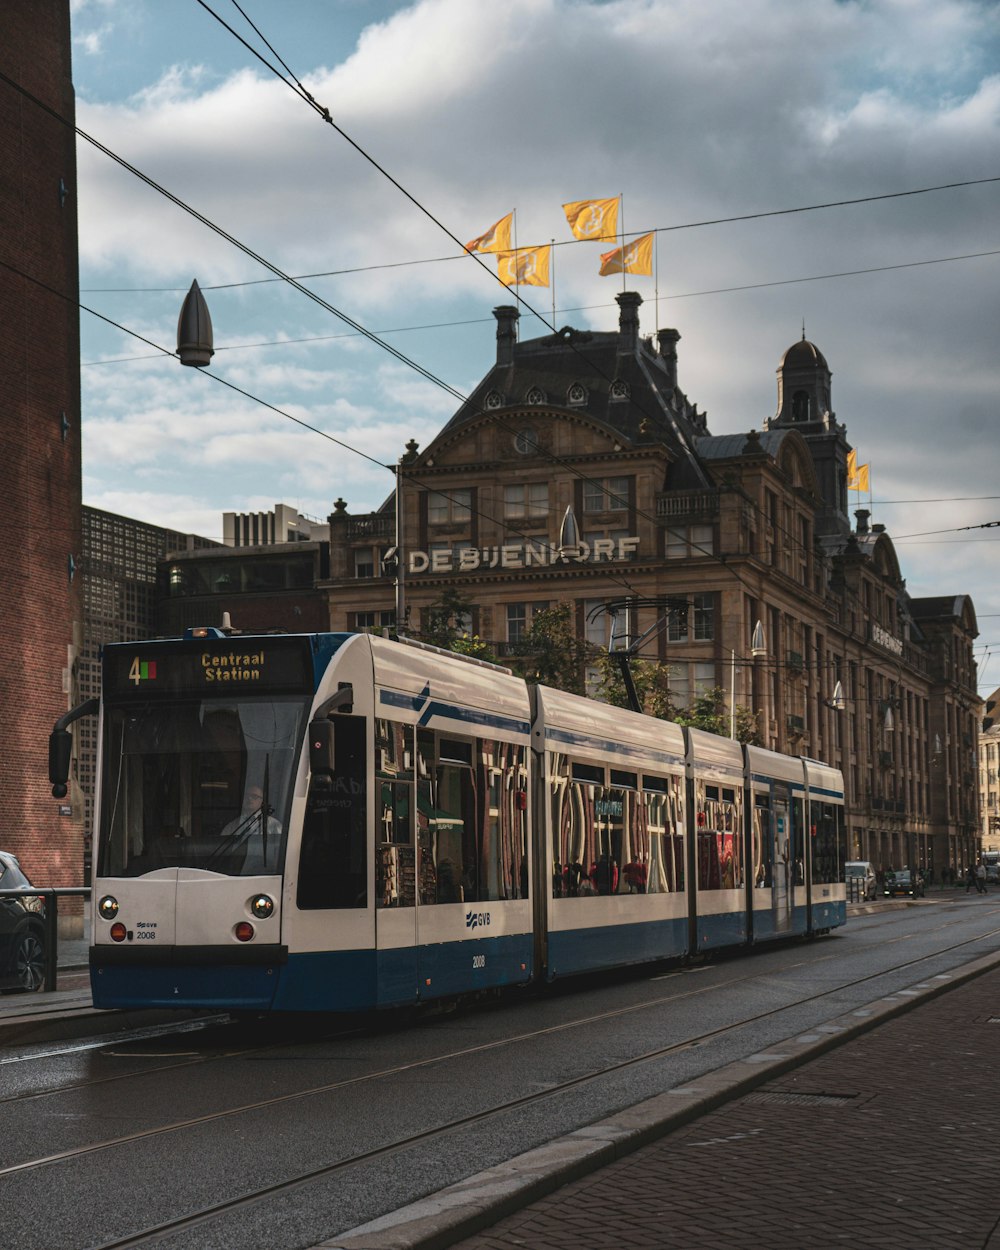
xmin=177 ymin=279 xmax=214 ymax=367
xmin=558 ymin=504 xmax=581 ymax=560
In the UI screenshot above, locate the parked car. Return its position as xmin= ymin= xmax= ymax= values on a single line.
xmin=883 ymin=868 xmax=925 ymax=899
xmin=0 ymin=851 xmax=46 ymax=992
xmin=845 ymin=860 xmax=878 ymax=900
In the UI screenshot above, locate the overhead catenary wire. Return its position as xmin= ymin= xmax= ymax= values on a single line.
xmin=5 ymin=56 xmax=990 ymax=635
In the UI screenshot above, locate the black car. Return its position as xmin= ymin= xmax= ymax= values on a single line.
xmin=883 ymin=868 xmax=925 ymax=899
xmin=0 ymin=851 xmax=46 ymax=992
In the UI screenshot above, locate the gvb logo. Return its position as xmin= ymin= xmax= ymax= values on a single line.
xmin=465 ymin=911 xmax=491 ymax=930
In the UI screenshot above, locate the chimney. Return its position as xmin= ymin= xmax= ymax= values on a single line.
xmin=494 ymin=305 xmax=519 ymax=366
xmin=616 ymin=291 xmax=642 ymax=353
xmin=855 ymin=509 xmax=870 ymax=535
xmin=657 ymin=328 xmax=680 ymax=389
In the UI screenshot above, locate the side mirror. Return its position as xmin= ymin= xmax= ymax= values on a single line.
xmin=49 ymin=728 xmax=73 ymax=799
xmin=309 ymin=719 xmax=336 ymax=777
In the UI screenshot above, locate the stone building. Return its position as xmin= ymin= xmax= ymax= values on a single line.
xmin=979 ymin=687 xmax=1000 ymax=849
xmin=0 ymin=2 xmax=84 ymax=894
xmin=319 ymin=294 xmax=980 ymax=875
xmin=76 ymin=507 xmax=219 ymax=862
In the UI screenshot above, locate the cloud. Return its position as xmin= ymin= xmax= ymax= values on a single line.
xmin=70 ymin=0 xmax=1000 ymax=647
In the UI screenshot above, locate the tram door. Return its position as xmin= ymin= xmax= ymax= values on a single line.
xmin=770 ymin=783 xmax=793 ymax=933
xmin=374 ymin=718 xmax=418 ymax=1004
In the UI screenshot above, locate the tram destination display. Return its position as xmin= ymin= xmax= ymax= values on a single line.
xmin=103 ymin=635 xmax=314 ymax=699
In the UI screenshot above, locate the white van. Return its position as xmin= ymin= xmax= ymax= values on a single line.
xmin=845 ymin=860 xmax=878 ymax=900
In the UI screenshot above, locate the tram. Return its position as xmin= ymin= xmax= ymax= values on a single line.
xmin=48 ymin=628 xmax=846 ymax=1014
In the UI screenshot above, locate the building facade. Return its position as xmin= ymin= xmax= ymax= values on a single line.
xmin=77 ymin=508 xmax=219 ymax=862
xmin=0 ymin=2 xmax=84 ymax=893
xmin=223 ymin=503 xmax=329 ymax=547
xmin=319 ymin=295 xmax=980 ymax=876
xmin=979 ymin=688 xmax=1000 ymax=850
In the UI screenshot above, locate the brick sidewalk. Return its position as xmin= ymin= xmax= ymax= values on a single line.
xmin=453 ymin=967 xmax=1000 ymax=1250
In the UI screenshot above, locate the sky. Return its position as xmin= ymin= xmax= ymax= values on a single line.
xmin=67 ymin=0 xmax=1000 ymax=692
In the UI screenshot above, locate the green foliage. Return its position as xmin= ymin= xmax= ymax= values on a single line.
xmin=596 ymin=661 xmax=761 ymax=744
xmin=674 ymin=686 xmax=761 ymax=744
xmin=594 ymin=651 xmax=678 ymax=719
xmin=417 ymin=587 xmax=499 ymax=664
xmin=420 ymin=587 xmax=475 ymax=650
xmin=450 ymin=633 xmax=498 ymax=663
xmin=507 ymin=604 xmax=597 ymax=696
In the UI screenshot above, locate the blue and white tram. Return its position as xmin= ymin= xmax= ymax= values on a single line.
xmin=50 ymin=628 xmax=846 ymax=1016
xmin=535 ymin=685 xmax=690 ymax=977
xmin=745 ymin=746 xmax=846 ymax=941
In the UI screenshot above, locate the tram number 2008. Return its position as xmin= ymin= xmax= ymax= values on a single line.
xmin=472 ymin=954 xmax=486 ymax=970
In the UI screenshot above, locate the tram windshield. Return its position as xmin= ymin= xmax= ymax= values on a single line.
xmin=97 ymin=696 xmax=309 ymax=878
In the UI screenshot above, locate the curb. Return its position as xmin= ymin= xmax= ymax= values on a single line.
xmin=313 ymin=948 xmax=1000 ymax=1250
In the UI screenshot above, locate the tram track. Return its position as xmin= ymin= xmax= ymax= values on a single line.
xmin=4 ymin=920 xmax=1000 ymax=1250
xmin=0 ymin=905 xmax=990 ymax=1115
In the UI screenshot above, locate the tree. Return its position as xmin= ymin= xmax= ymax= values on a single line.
xmin=420 ymin=587 xmax=474 ymax=650
xmin=596 ymin=660 xmax=761 ymax=744
xmin=507 ymin=604 xmax=597 ymax=695
xmin=418 ymin=587 xmax=498 ymax=664
xmin=674 ymin=686 xmax=761 ymax=745
xmin=594 ymin=651 xmax=678 ymax=719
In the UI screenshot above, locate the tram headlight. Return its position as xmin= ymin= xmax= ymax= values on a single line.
xmin=250 ymin=894 xmax=274 ymax=919
xmin=98 ymin=895 xmax=119 ymax=920
xmin=234 ymin=921 xmax=255 ymax=942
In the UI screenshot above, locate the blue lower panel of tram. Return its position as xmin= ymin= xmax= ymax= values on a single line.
xmin=91 ymin=958 xmax=283 ymax=1012
xmin=696 ymin=909 xmax=748 ymax=952
xmin=546 ymin=917 xmax=689 ymax=979
xmin=810 ymin=899 xmax=846 ymax=931
xmin=268 ymin=933 xmax=534 ymax=1012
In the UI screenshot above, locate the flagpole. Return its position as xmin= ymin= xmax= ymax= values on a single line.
xmin=513 ymin=210 xmax=519 ymax=337
xmin=619 ymin=192 xmax=626 ymax=296
xmin=551 ymin=237 xmax=556 ymax=324
xmin=654 ymin=230 xmax=659 ymax=329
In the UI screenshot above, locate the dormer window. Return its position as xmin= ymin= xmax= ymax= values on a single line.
xmin=567 ymin=382 xmax=587 ymax=406
xmin=525 ymin=386 xmax=546 ymax=405
xmin=484 ymin=390 xmax=504 ymax=410
xmin=609 ymin=379 xmax=630 ymax=401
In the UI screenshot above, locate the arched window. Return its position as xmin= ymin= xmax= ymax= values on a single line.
xmin=791 ymin=391 xmax=810 ymax=421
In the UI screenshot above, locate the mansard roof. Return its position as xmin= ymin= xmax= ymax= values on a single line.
xmin=440 ymin=297 xmax=712 ymax=487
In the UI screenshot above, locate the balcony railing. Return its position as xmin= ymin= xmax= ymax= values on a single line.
xmin=346 ymin=515 xmax=394 ymax=540
xmin=654 ymin=490 xmax=719 ymax=521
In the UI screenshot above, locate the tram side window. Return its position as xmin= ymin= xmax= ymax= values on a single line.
xmin=479 ymin=739 xmax=528 ymax=902
xmin=810 ymin=800 xmax=842 ymax=885
xmin=376 ymin=719 xmax=415 ymax=909
xmin=642 ymin=774 xmax=685 ymax=893
xmin=696 ymin=783 xmax=743 ymax=891
xmin=297 ymin=715 xmax=367 ymax=909
xmin=415 ymin=732 xmax=528 ymax=905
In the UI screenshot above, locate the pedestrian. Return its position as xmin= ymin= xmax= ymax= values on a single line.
xmin=966 ymin=864 xmax=976 ymax=893
xmin=976 ymin=861 xmax=988 ymax=894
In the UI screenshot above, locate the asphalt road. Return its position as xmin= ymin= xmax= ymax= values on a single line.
xmin=3 ymin=896 xmax=999 ymax=1250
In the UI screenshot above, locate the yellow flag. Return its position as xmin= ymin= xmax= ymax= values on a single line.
xmin=465 ymin=212 xmax=513 ymax=254
xmin=563 ymin=197 xmax=619 ymax=241
xmin=497 ymin=245 xmax=550 ymax=287
xmin=846 ymin=448 xmax=869 ymax=491
xmin=599 ymin=232 xmax=654 ymax=277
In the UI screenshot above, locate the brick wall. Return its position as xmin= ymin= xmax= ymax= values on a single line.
xmin=0 ymin=1 xmax=85 ymax=894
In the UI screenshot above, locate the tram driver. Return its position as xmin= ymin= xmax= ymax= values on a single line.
xmin=221 ymin=785 xmax=282 ymax=873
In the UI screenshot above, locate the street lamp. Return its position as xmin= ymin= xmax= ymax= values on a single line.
xmin=176 ymin=279 xmax=214 ymax=367
xmin=729 ymin=622 xmax=767 ymax=739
